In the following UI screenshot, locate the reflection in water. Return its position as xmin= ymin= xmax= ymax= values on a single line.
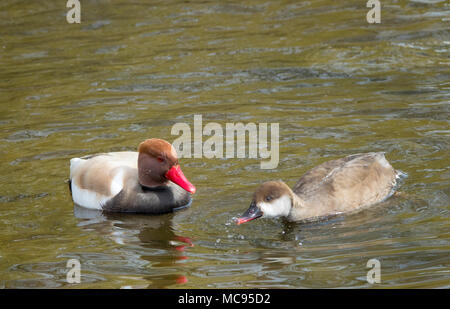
xmin=74 ymin=206 xmax=192 ymax=288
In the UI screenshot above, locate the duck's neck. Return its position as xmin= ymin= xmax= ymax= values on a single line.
xmin=286 ymin=186 xmax=309 ymax=221
xmin=288 ymin=189 xmax=304 ymax=208
xmin=291 ymin=192 xmax=304 ymax=209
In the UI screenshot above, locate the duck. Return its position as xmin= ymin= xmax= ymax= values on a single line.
xmin=69 ymin=138 xmax=196 ymax=213
xmin=237 ymin=152 xmax=402 ymax=224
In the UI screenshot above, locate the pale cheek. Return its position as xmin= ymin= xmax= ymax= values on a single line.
xmin=259 ymin=202 xmax=279 ymax=218
xmin=258 ymin=196 xmax=292 ymax=218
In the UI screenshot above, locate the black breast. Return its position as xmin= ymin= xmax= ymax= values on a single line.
xmin=102 ymin=181 xmax=192 ymax=214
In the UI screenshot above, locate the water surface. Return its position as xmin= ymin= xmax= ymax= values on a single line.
xmin=0 ymin=0 xmax=449 ymax=288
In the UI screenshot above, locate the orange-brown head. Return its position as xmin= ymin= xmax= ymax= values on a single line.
xmin=137 ymin=138 xmax=196 ymax=194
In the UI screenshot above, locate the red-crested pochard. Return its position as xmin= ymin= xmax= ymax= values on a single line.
xmin=237 ymin=152 xmax=402 ymax=224
xmin=69 ymin=138 xmax=196 ymax=213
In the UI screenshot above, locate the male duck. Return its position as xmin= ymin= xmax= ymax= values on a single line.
xmin=237 ymin=152 xmax=401 ymax=224
xmin=69 ymin=138 xmax=196 ymax=213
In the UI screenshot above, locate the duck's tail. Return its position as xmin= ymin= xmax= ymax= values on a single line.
xmin=395 ymin=169 xmax=408 ymax=181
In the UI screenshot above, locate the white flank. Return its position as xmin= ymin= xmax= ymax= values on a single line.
xmin=69 ymin=152 xmax=138 ymax=210
xmin=110 ymin=168 xmax=125 ymax=196
xmin=71 ymin=180 xmax=110 ymax=210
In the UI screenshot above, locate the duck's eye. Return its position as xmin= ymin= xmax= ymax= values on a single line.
xmin=157 ymin=157 xmax=164 ymax=163
xmin=265 ymin=196 xmax=272 ymax=202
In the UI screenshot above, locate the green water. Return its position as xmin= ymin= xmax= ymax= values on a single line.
xmin=0 ymin=0 xmax=449 ymax=288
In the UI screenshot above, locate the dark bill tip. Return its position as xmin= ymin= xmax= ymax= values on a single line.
xmin=236 ymin=202 xmax=263 ymax=225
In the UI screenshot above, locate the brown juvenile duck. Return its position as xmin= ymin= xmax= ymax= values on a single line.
xmin=237 ymin=152 xmax=401 ymax=224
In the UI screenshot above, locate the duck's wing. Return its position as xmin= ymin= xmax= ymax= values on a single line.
xmin=69 ymin=152 xmax=138 ymax=210
xmin=293 ymin=152 xmax=397 ymax=212
xmin=292 ymin=153 xmax=368 ymax=195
